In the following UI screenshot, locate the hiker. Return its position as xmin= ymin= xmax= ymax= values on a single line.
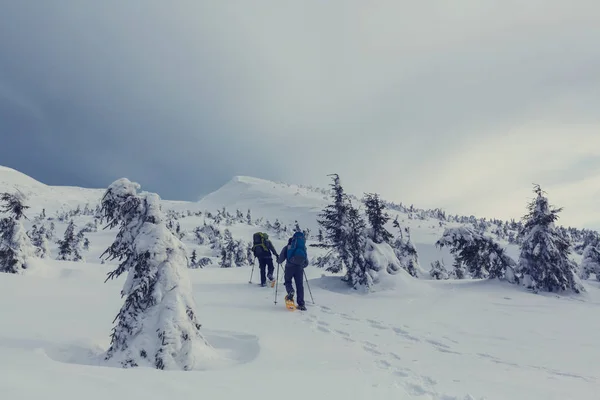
xmin=252 ymin=232 xmax=279 ymax=286
xmin=277 ymin=231 xmax=308 ymax=310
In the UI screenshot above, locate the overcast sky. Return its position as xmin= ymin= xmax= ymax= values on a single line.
xmin=1 ymin=1 xmax=599 ymax=229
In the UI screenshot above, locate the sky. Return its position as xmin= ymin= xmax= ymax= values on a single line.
xmin=1 ymin=1 xmax=599 ymax=229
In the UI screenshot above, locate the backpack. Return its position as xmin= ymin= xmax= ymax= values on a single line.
xmin=252 ymin=232 xmax=269 ymax=257
xmin=287 ymin=231 xmax=308 ymax=266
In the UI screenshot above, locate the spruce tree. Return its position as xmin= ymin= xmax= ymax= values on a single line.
xmin=28 ymin=224 xmax=50 ymax=258
xmin=436 ymin=226 xmax=517 ymax=281
xmin=429 ymin=260 xmax=449 ymax=280
xmin=0 ymin=192 xmax=35 ymax=273
xmin=190 ymin=250 xmax=198 ymax=268
xmin=580 ymin=244 xmax=600 ymax=281
xmin=344 ymin=203 xmax=371 ymax=288
xmin=57 ymin=220 xmax=82 ymax=261
xmin=314 ymin=174 xmax=351 ymax=273
xmin=517 ymin=185 xmax=582 ymax=293
xmin=100 ymin=178 xmax=213 ymax=370
xmin=390 ymin=218 xmax=421 ymax=277
xmin=363 ymin=193 xmax=393 ymax=244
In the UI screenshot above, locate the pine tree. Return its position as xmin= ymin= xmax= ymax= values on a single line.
xmin=57 ymin=220 xmax=82 ymax=261
xmin=580 ymin=244 xmax=600 ymax=281
xmin=246 ymin=209 xmax=252 ymax=225
xmin=190 ymin=250 xmax=198 ymax=268
xmin=246 ymin=241 xmax=255 ymax=265
xmin=344 ymin=204 xmax=370 ymax=288
xmin=219 ymin=229 xmax=247 ymax=268
xmin=220 ymin=230 xmax=235 ymax=268
xmin=28 ymin=224 xmax=50 ymax=258
xmin=363 ymin=193 xmax=393 ymax=244
xmin=429 ymin=260 xmax=449 ymax=280
xmin=436 ymin=226 xmax=517 ymax=281
xmin=0 ymin=192 xmax=35 ymax=273
xmin=314 ymin=174 xmax=351 ymax=273
xmin=99 ymin=178 xmax=213 ymax=370
xmin=391 ymin=219 xmax=421 ymax=277
xmin=517 ymin=185 xmax=583 ymax=293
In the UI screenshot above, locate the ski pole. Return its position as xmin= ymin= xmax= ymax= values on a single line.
xmin=303 ymin=269 xmax=314 ymax=304
xmin=274 ymin=263 xmax=280 ymax=304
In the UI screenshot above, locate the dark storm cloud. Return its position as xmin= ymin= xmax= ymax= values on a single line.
xmin=0 ymin=1 xmax=282 ymax=199
xmin=1 ymin=1 xmax=599 ymax=227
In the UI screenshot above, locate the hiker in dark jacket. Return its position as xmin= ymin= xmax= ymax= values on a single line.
xmin=277 ymin=232 xmax=308 ymax=310
xmin=252 ymin=233 xmax=279 ymax=286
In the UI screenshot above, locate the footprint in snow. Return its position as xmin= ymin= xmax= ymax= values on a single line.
xmin=391 ymin=327 xmax=421 ymax=342
xmin=367 ymin=319 xmax=388 ymax=330
xmin=376 ymin=359 xmax=392 ymax=369
xmin=362 ymin=341 xmax=383 ymax=356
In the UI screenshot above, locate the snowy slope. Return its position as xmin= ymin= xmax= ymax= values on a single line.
xmin=0 ymin=166 xmax=599 ymax=399
xmin=198 ymin=175 xmax=461 ymax=270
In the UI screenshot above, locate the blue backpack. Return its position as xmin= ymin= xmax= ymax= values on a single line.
xmin=287 ymin=231 xmax=308 ymax=267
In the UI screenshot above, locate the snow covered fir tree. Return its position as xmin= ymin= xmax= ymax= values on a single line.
xmin=99 ymin=178 xmax=215 ymax=370
xmin=0 ymin=192 xmax=35 ymax=274
xmin=436 ymin=226 xmax=517 ymax=282
xmin=57 ymin=220 xmax=84 ymax=261
xmin=517 ymin=185 xmax=583 ymax=294
xmin=28 ymin=223 xmax=50 ymax=258
xmin=391 ymin=216 xmax=422 ymax=277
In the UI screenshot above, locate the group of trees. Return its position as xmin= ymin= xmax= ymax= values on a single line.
xmin=311 ymin=174 xmax=422 ymax=290
xmin=0 ymin=192 xmax=92 ymax=272
xmin=434 ymin=184 xmax=590 ymax=294
xmin=312 ymin=174 xmax=592 ymax=295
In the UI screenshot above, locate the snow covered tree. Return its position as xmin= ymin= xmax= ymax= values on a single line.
xmin=363 ymin=193 xmax=393 ymax=244
xmin=436 ymin=226 xmax=517 ymax=281
xmin=219 ymin=229 xmax=247 ymax=268
xmin=343 ymin=204 xmax=371 ymax=288
xmin=390 ymin=218 xmax=421 ymax=277
xmin=314 ymin=174 xmax=351 ymax=273
xmin=57 ymin=220 xmax=82 ymax=261
xmin=28 ymin=224 xmax=50 ymax=258
xmin=429 ymin=260 xmax=449 ymax=280
xmin=0 ymin=192 xmax=35 ymax=273
xmin=517 ymin=185 xmax=583 ymax=293
xmin=246 ymin=209 xmax=252 ymax=225
xmin=189 ymin=250 xmax=198 ymax=268
xmin=580 ymin=244 xmax=600 ymax=281
xmin=99 ymin=178 xmax=212 ymax=370
xmin=198 ymin=257 xmax=212 ymax=268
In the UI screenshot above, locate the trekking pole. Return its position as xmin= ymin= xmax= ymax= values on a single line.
xmin=249 ymin=261 xmax=255 ymax=284
xmin=274 ymin=263 xmax=280 ymax=304
xmin=303 ymin=269 xmax=315 ymax=304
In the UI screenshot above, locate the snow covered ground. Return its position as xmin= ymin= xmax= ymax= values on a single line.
xmin=1 ymin=166 xmax=599 ymax=399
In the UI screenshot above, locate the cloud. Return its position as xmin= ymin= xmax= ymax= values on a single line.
xmin=0 ymin=1 xmax=598 ymax=227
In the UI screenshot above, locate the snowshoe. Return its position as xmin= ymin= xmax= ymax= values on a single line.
xmin=285 ymin=292 xmax=295 ymax=311
xmin=297 ymin=304 xmax=307 ymax=311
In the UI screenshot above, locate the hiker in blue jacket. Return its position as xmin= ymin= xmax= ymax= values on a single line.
xmin=277 ymin=231 xmax=308 ymax=310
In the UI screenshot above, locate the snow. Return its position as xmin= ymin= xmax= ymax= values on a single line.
xmin=1 ymin=166 xmax=600 ymax=399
